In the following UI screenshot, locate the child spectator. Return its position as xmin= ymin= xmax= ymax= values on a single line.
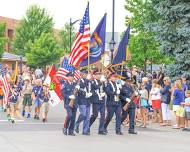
xmin=22 ymin=76 xmax=33 ymax=118
xmin=182 ymin=90 xmax=190 ymax=131
xmin=9 ymin=84 xmax=20 ymax=123
xmin=32 ymin=79 xmax=43 ymax=120
xmin=41 ymin=83 xmax=50 ymax=123
xmin=172 ymin=81 xmax=185 ymax=129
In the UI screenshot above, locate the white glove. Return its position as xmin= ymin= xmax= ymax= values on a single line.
xmin=88 ymin=92 xmax=92 ymax=97
xmin=100 ymin=93 xmax=106 ymax=98
xmin=121 ymin=80 xmax=125 ymax=85
xmin=69 ymin=95 xmax=75 ymax=99
xmin=100 ymin=75 xmax=106 ymax=82
xmin=116 ymin=90 xmax=120 ymax=95
xmin=86 ymin=93 xmax=92 ymax=98
xmin=126 ymin=98 xmax=131 ymax=103
xmin=75 ymin=85 xmax=80 ymax=90
xmin=118 ymin=83 xmax=122 ymax=89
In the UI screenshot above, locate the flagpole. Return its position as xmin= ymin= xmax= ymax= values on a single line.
xmin=101 ymin=55 xmax=104 ymax=73
xmin=86 ymin=1 xmax=90 ymax=74
xmin=88 ymin=44 xmax=90 ymax=73
xmin=120 ymin=61 xmax=124 ymax=77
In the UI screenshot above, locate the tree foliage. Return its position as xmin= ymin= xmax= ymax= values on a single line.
xmin=26 ymin=33 xmax=62 ymax=67
xmin=125 ymin=0 xmax=173 ymax=69
xmin=127 ymin=33 xmax=173 ymax=68
xmin=153 ymin=0 xmax=190 ymax=77
xmin=59 ymin=23 xmax=76 ymax=55
xmin=13 ymin=5 xmax=54 ymax=56
xmin=0 ymin=22 xmax=7 ymax=59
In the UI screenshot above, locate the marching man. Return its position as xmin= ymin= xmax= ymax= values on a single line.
xmin=62 ymin=72 xmax=79 ymax=136
xmin=75 ymin=70 xmax=92 ymax=135
xmin=89 ymin=71 xmax=107 ymax=135
xmin=104 ymin=73 xmax=123 ymax=135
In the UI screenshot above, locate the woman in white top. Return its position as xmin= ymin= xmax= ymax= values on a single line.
xmin=150 ymin=79 xmax=162 ymax=123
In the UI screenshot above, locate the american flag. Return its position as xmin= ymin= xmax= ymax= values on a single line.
xmin=0 ymin=64 xmax=10 ymax=107
xmin=56 ymin=57 xmax=81 ymax=81
xmin=69 ymin=2 xmax=90 ymax=67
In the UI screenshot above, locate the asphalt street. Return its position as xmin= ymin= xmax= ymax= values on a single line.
xmin=0 ymin=103 xmax=189 ymax=152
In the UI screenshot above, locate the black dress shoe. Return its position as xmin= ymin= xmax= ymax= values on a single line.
xmin=128 ymin=131 xmax=137 ymax=134
xmin=88 ymin=129 xmax=90 ymax=134
xmin=116 ymin=131 xmax=123 ymax=135
xmin=104 ymin=129 xmax=108 ymax=134
xmin=98 ymin=132 xmax=107 ymax=135
xmin=82 ymin=132 xmax=90 ymax=136
xmin=63 ymin=128 xmax=67 ymax=135
xmin=68 ymin=133 xmax=76 ymax=136
xmin=75 ymin=128 xmax=79 ymax=134
xmin=42 ymin=119 xmax=46 ymax=123
xmin=34 ymin=115 xmax=37 ymax=119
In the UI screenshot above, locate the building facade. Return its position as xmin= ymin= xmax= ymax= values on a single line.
xmin=0 ymin=16 xmax=18 ymax=52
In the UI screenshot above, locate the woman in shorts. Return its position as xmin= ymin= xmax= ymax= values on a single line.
xmin=139 ymin=84 xmax=149 ymax=128
xmin=150 ymin=79 xmax=162 ymax=123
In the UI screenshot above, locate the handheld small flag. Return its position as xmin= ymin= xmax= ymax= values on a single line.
xmin=56 ymin=57 xmax=81 ymax=81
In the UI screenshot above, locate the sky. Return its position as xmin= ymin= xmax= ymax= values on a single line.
xmin=0 ymin=0 xmax=129 ymax=32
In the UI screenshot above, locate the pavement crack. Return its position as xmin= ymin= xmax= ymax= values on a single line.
xmin=0 ymin=133 xmax=24 ymax=152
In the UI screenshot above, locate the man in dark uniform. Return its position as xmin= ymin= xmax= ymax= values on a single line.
xmin=62 ymin=72 xmax=79 ymax=136
xmin=75 ymin=70 xmax=92 ymax=135
xmin=89 ymin=71 xmax=106 ymax=135
xmin=120 ymin=77 xmax=137 ymax=134
xmin=104 ymin=73 xmax=123 ymax=135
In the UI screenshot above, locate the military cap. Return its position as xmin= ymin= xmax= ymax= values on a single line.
xmin=66 ymin=72 xmax=74 ymax=77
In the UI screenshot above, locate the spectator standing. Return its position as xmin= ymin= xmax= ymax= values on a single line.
xmin=182 ymin=90 xmax=190 ymax=131
xmin=139 ymin=84 xmax=149 ymax=128
xmin=150 ymin=79 xmax=162 ymax=123
xmin=172 ymin=81 xmax=185 ymax=129
xmin=160 ymin=77 xmax=171 ymax=126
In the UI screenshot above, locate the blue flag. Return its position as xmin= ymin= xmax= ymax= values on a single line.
xmin=112 ymin=25 xmax=131 ymax=65
xmin=80 ymin=13 xmax=107 ymax=67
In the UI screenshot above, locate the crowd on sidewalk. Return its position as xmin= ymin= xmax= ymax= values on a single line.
xmin=0 ymin=65 xmax=190 ymax=136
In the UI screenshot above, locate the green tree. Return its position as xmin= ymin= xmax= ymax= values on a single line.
xmin=0 ymin=22 xmax=7 ymax=59
xmin=153 ymin=0 xmax=190 ymax=77
xmin=128 ymin=32 xmax=173 ymax=68
xmin=125 ymin=0 xmax=172 ymax=70
xmin=59 ymin=23 xmax=76 ymax=55
xmin=26 ymin=33 xmax=62 ymax=67
xmin=13 ymin=5 xmax=54 ymax=55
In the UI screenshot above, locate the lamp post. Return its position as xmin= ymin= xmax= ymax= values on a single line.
xmin=109 ymin=0 xmax=116 ymax=63
xmin=69 ymin=18 xmax=81 ymax=51
xmin=20 ymin=55 xmax=23 ymax=74
xmin=109 ymin=40 xmax=116 ymax=63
